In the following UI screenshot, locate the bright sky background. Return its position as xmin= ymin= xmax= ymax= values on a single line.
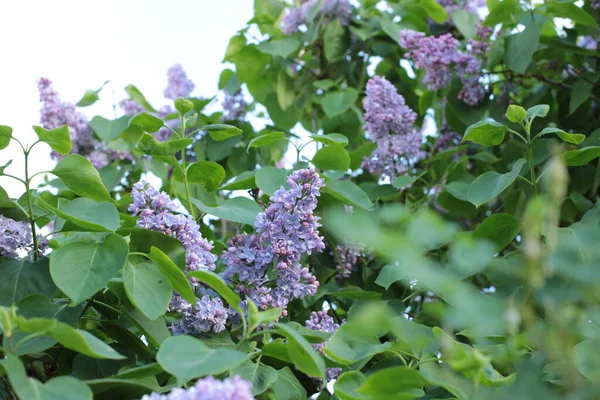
xmin=0 ymin=0 xmax=253 ymax=197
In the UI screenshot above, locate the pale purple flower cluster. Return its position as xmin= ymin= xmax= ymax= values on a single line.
xmin=164 ymin=64 xmax=195 ymax=100
xmin=119 ymin=99 xmax=145 ymax=116
xmin=335 ymin=244 xmax=361 ymax=281
xmin=578 ymin=35 xmax=599 ymax=50
xmin=306 ymin=311 xmax=343 ymax=380
xmin=141 ymin=376 xmax=254 ymax=400
xmin=436 ymin=0 xmax=486 ymax=15
xmin=221 ymin=90 xmax=248 ymax=122
xmin=399 ymin=28 xmax=490 ymax=105
xmin=38 ymin=78 xmax=97 ymax=160
xmin=281 ymin=0 xmax=352 ymax=35
xmin=129 ymin=182 xmax=227 ymax=334
xmin=222 ymin=169 xmax=325 ymax=316
xmin=591 ymin=0 xmax=600 ymax=9
xmin=0 ymin=216 xmax=32 ymax=258
xmin=361 ymin=76 xmax=425 ymax=180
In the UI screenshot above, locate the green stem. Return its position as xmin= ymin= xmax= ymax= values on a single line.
xmin=179 ymin=115 xmax=196 ymax=219
xmin=24 ymin=149 xmax=38 ymax=260
xmin=2 ymin=174 xmax=25 ymax=185
xmin=527 ymin=146 xmax=538 ymax=197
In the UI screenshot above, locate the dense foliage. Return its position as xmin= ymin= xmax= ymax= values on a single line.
xmin=1 ymin=0 xmax=600 ymax=398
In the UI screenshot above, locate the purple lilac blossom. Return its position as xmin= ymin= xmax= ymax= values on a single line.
xmin=222 ymin=169 xmax=325 ymax=316
xmin=306 ymin=311 xmax=344 ymax=380
xmin=578 ymin=35 xmax=599 ymax=50
xmin=141 ymin=375 xmax=254 ymax=400
xmin=38 ymin=78 xmax=97 ymax=160
xmin=164 ymin=64 xmax=195 ymax=100
xmin=399 ymin=27 xmax=490 ymax=106
xmin=436 ymin=0 xmax=486 ymax=15
xmin=129 ymin=182 xmax=226 ymax=334
xmin=281 ymin=0 xmax=352 ymax=35
xmin=221 ymin=90 xmax=248 ymax=122
xmin=361 ymin=76 xmax=425 ymax=181
xmin=119 ymin=99 xmax=145 ymax=116
xmin=592 ymin=0 xmax=600 ymax=9
xmin=0 ymin=216 xmax=32 ymax=258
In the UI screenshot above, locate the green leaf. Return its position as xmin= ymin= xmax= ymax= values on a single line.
xmin=0 ymin=159 xmax=13 ymax=176
xmin=357 ymin=367 xmax=427 ymax=397
xmin=129 ymin=112 xmax=164 ymax=133
xmin=421 ymin=0 xmax=448 ymax=23
xmin=569 ymin=77 xmax=594 ymax=114
xmin=90 ymin=116 xmax=130 ymax=142
xmin=505 ymin=21 xmax=542 ymax=74
xmin=1 ymin=354 xmax=37 ymax=399
xmin=451 ymin=10 xmax=477 ymax=39
xmin=247 ymin=301 xmax=282 ymax=332
xmin=223 ymin=35 xmax=246 ymax=62
xmin=76 ymin=81 xmax=108 ymax=107
xmin=276 ymin=70 xmax=295 ymax=110
xmin=52 ymin=154 xmax=113 ymax=202
xmin=124 ymin=84 xmax=156 ymax=112
xmin=393 ymin=175 xmax=418 ymax=189
xmin=310 ymin=133 xmax=349 ymax=147
xmin=174 ymin=97 xmax=194 ymax=115
xmin=467 ymin=159 xmax=526 ymax=207
xmin=147 ymin=246 xmax=196 ymax=306
xmin=191 ymin=196 xmax=262 ymax=225
xmin=203 ymin=124 xmax=243 ymax=141
xmin=574 ymin=340 xmax=600 ymax=382
xmin=124 ymin=259 xmax=172 ymax=321
xmin=230 ymin=360 xmax=278 ymax=395
xmin=185 ymin=161 xmax=226 ymax=191
xmin=16 ymin=317 xmax=125 ymax=359
xmin=271 ymin=367 xmax=307 ymax=400
xmin=220 ymin=170 xmax=257 ymax=190
xmin=156 ymin=335 xmax=248 ymax=383
xmin=322 ymin=179 xmax=374 ymax=210
xmin=334 ymin=371 xmax=368 ymax=400
xmin=34 ymin=196 xmax=119 ymax=232
xmin=324 ymin=20 xmax=346 ymax=63
xmin=462 ymin=120 xmax=506 ymax=146
xmin=324 ymin=321 xmax=392 ymax=365
xmin=449 ymin=235 xmax=496 ymax=279
xmin=312 ymin=146 xmax=350 ymax=171
xmin=322 ymin=89 xmax=359 ymax=119
xmin=256 ymin=166 xmax=288 ymax=196
xmin=118 ymin=227 xmax=187 ymax=272
xmin=248 ymin=132 xmax=285 ymax=152
xmin=526 ymin=104 xmax=549 ymax=121
xmin=545 ymin=2 xmax=596 ymax=26
xmin=136 ymin=133 xmax=193 ymax=156
xmin=257 ymin=37 xmax=302 ymax=58
xmin=0 ymin=257 xmax=55 ymax=306
xmin=473 ymin=213 xmax=523 ymax=251
xmin=128 ymin=309 xmax=170 ymax=348
xmin=187 ymin=270 xmax=242 ymax=313
xmin=506 ymin=105 xmax=527 ymax=124
xmin=50 ymin=233 xmax=129 ymax=305
xmin=275 ymin=323 xmax=326 ymax=379
xmin=0 ymin=125 xmax=12 ymax=150
xmin=32 ymin=125 xmax=72 ymax=155
xmin=537 ymin=127 xmax=585 ymax=145
xmin=563 ymin=146 xmax=600 ymax=166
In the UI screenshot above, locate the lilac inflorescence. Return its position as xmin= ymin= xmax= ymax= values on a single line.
xmin=119 ymin=99 xmax=145 ymax=116
xmin=0 ymin=216 xmax=32 ymax=258
xmin=141 ymin=375 xmax=254 ymax=400
xmin=38 ymin=78 xmax=97 ymax=160
xmin=164 ymin=64 xmax=195 ymax=100
xmin=592 ymin=0 xmax=600 ymax=9
xmin=306 ymin=311 xmax=344 ymax=380
xmin=221 ymin=89 xmax=248 ymax=122
xmin=281 ymin=0 xmax=352 ymax=35
xmin=361 ymin=76 xmax=425 ymax=181
xmin=129 ymin=181 xmax=227 ymax=334
xmin=399 ymin=27 xmax=490 ymax=106
xmin=436 ymin=0 xmax=486 ymax=15
xmin=222 ymin=169 xmax=325 ymax=316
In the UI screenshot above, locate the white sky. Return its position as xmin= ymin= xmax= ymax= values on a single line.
xmin=0 ymin=0 xmax=253 ymax=198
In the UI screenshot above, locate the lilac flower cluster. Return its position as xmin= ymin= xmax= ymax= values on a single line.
xmin=221 ymin=90 xmax=248 ymax=122
xmin=436 ymin=0 xmax=486 ymax=15
xmin=222 ymin=169 xmax=325 ymax=316
xmin=592 ymin=0 xmax=600 ymax=9
xmin=39 ymin=78 xmax=132 ymax=169
xmin=0 ymin=216 xmax=48 ymax=258
xmin=399 ymin=26 xmax=491 ymax=105
xmin=282 ymin=0 xmax=352 ymax=36
xmin=141 ymin=376 xmax=254 ymax=400
xmin=306 ymin=311 xmax=344 ymax=380
xmin=119 ymin=99 xmax=144 ymax=116
xmin=129 ymin=182 xmax=227 ymax=334
xmin=164 ymin=64 xmax=195 ymax=100
xmin=361 ymin=76 xmax=425 ymax=181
